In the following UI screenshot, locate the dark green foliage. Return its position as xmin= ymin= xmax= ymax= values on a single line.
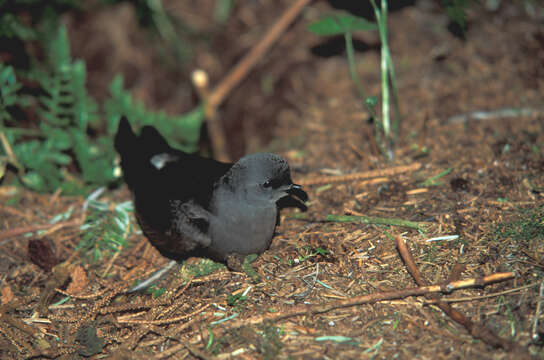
xmin=105 ymin=75 xmax=203 ymax=153
xmin=259 ymin=325 xmax=283 ymax=360
xmin=0 ymin=13 xmax=37 ymax=40
xmin=78 ymin=199 xmax=133 ymax=262
xmin=242 ymin=253 xmax=260 ymax=282
xmin=307 ymin=12 xmax=377 ymax=36
xmin=0 ymin=7 xmax=204 ymax=193
xmin=442 ymin=0 xmax=477 ymax=30
xmin=495 ymin=205 xmax=544 ymax=244
xmin=214 ymin=0 xmax=234 ymax=24
xmin=227 ymin=293 xmax=247 ymax=307
xmin=1 ymin=25 xmax=117 ymax=193
xmin=365 ymin=95 xmax=378 ymax=108
xmin=182 ymin=258 xmax=225 ymax=277
xmin=76 ymin=324 xmax=105 ymax=357
xmin=296 ymin=245 xmax=329 ymax=263
xmin=0 ymin=0 xmax=79 ymax=41
xmin=0 ymin=64 xmax=21 ymax=123
xmin=144 ymin=285 xmax=167 ymax=298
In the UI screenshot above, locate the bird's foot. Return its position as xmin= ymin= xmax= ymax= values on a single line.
xmin=226 ymin=254 xmax=261 ymax=282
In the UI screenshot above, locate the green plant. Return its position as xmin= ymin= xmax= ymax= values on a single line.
xmin=182 ymin=258 xmax=226 ymax=278
xmin=290 ymin=245 xmax=329 ymax=265
xmin=0 ymin=17 xmax=204 ymax=193
xmin=307 ymin=12 xmax=378 ymax=117
xmin=369 ymin=0 xmax=401 ymax=160
xmin=0 ymin=0 xmax=80 ymax=39
xmin=442 ymin=0 xmax=474 ymax=30
xmin=105 ymin=75 xmax=204 ymax=153
xmin=420 ymin=167 xmax=453 ymax=187
xmin=259 ymin=325 xmax=283 ymax=360
xmin=144 ymin=284 xmax=167 ymax=298
xmin=307 ymin=3 xmax=401 ymax=160
xmin=0 ymin=25 xmax=115 ymax=192
xmin=75 ymin=324 xmax=105 ymax=357
xmin=227 ymin=293 xmax=247 ymax=307
xmin=495 ymin=205 xmax=544 ymax=244
xmin=78 ymin=199 xmax=133 ymax=262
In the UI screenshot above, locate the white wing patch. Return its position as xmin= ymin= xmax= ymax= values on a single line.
xmin=150 ymin=153 xmax=178 ymax=170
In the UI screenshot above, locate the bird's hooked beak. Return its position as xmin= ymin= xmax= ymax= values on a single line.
xmin=285 ymin=183 xmax=308 ymax=202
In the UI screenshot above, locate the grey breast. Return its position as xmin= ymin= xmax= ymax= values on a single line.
xmin=207 ymin=191 xmax=278 ymax=258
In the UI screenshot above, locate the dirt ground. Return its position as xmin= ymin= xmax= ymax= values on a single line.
xmin=1 ymin=1 xmax=543 ymax=359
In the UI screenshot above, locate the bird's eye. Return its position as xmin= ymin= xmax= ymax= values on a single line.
xmin=263 ymin=180 xmax=272 ymax=188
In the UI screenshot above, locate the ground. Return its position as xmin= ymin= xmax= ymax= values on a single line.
xmin=1 ymin=1 xmax=543 ymax=359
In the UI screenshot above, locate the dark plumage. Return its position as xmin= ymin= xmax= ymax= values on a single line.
xmin=114 ymin=117 xmax=307 ymax=267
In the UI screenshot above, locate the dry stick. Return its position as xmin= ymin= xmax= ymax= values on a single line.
xmin=204 ymin=0 xmax=313 ymax=162
xmin=0 ymin=219 xmax=81 ymax=242
xmin=447 ymin=107 xmax=544 ymax=124
xmin=154 ymin=339 xmax=212 ymax=360
xmin=207 ymin=0 xmax=312 ymax=111
xmin=445 ymin=263 xmax=466 ymax=283
xmin=394 ymin=235 xmax=529 ymax=355
xmin=424 ymin=282 xmax=538 ymax=304
xmin=216 ymin=272 xmax=513 ymax=330
xmin=0 ymin=204 xmax=32 ymax=219
xmin=298 ymin=162 xmax=421 ymax=186
xmin=0 ymin=131 xmax=22 ymax=171
xmin=532 ymin=280 xmax=544 ymax=341
xmin=117 ymin=303 xmax=211 ymax=325
xmin=147 ymin=323 xmax=213 ymax=360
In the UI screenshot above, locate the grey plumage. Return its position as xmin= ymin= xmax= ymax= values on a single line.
xmin=114 ymin=117 xmax=308 ymax=270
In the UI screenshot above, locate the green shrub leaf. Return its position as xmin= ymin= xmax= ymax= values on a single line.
xmin=307 ymin=13 xmax=377 ymax=36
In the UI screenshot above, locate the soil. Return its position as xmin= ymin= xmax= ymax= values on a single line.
xmin=1 ymin=1 xmax=543 ymax=359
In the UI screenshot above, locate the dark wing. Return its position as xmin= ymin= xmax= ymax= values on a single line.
xmin=115 ymin=116 xmax=232 ymax=205
xmin=115 ymin=117 xmax=232 ymax=255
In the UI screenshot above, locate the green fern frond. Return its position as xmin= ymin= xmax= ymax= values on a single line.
xmin=0 ymin=63 xmax=21 ymax=124
xmin=105 ymin=75 xmax=204 ymax=153
xmin=0 ymin=13 xmax=37 ymax=40
xmin=38 ymin=26 xmax=99 ymax=129
xmin=30 ymin=24 xmax=112 ymax=190
xmin=2 ymin=14 xmax=203 ymax=193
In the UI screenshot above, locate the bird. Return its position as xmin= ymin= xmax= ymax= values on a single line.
xmin=114 ymin=117 xmax=308 ymax=282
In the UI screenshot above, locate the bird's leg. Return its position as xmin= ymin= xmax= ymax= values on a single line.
xmin=226 ymin=254 xmax=261 ymax=282
xmin=225 ymin=253 xmax=244 ymax=271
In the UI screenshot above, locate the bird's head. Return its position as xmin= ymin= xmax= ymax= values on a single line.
xmin=224 ymin=153 xmax=308 ymax=205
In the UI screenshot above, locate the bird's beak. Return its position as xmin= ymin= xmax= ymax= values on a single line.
xmin=286 ymin=183 xmax=308 ymax=202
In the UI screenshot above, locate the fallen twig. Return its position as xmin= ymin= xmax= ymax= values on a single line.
xmin=213 ymin=271 xmax=513 ymax=330
xmin=0 ymin=131 xmax=22 ymax=172
xmin=424 ymin=282 xmax=538 ymax=304
xmin=0 ymin=219 xmax=82 ymax=242
xmin=117 ymin=303 xmax=210 ymax=325
xmin=207 ymin=0 xmax=312 ymax=111
xmin=395 ymin=234 xmax=529 ymax=356
xmin=447 ymin=107 xmax=544 ymax=124
xmin=298 ymin=162 xmax=421 ymax=186
xmin=154 ymin=339 xmax=213 ymax=360
xmin=203 ymin=0 xmax=313 ymax=162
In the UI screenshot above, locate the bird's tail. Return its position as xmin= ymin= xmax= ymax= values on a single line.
xmin=114 ymin=116 xmax=141 ymax=190
xmin=115 ymin=116 xmax=177 ymax=189
xmin=114 ymin=116 xmax=137 ymax=157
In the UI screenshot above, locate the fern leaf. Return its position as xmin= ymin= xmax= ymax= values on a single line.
xmin=0 ymin=64 xmax=21 ymax=124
